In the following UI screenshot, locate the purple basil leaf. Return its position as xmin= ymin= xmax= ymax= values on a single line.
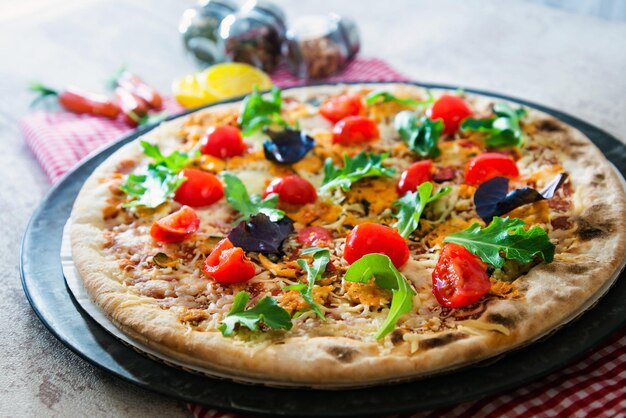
xmin=474 ymin=176 xmax=509 ymax=222
xmin=228 ymin=213 xmax=294 ymax=253
xmin=263 ymin=128 xmax=315 ymax=164
xmin=474 ymin=174 xmax=567 ymax=223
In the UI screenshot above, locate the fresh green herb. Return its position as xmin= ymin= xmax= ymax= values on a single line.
xmin=285 ymin=247 xmax=330 ymax=319
xmin=219 ymin=291 xmax=293 ymax=337
xmin=365 ymin=90 xmax=434 ymax=107
xmin=319 ymin=152 xmax=395 ymax=194
xmin=394 ymin=111 xmax=443 ymax=158
xmin=222 ymin=172 xmax=284 ymax=223
xmin=344 ymin=254 xmax=415 ymax=340
xmin=238 ymin=86 xmax=287 ymax=136
xmin=393 ymin=182 xmax=451 ymax=238
xmin=443 ymin=216 xmax=555 ymax=269
xmin=120 ymin=141 xmax=194 ymax=208
xmin=461 ymin=103 xmax=526 ymax=147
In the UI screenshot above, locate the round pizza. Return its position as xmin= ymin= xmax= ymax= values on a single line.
xmin=69 ymin=83 xmax=626 ymax=387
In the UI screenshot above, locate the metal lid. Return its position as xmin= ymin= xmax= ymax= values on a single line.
xmin=241 ymin=0 xmax=287 ymax=35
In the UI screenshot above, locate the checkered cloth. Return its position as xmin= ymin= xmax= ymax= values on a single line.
xmin=20 ymin=58 xmax=626 ymax=418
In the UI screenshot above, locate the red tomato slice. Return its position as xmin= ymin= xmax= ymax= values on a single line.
xmin=202 ymin=238 xmax=256 ymax=284
xmin=297 ymin=226 xmax=332 ymax=247
xmin=332 ymin=116 xmax=380 ymax=145
xmin=174 ymin=168 xmax=224 ymax=207
xmin=464 ymin=153 xmax=520 ymax=186
xmin=427 ymin=94 xmax=473 ymax=135
xmin=319 ymin=93 xmax=364 ymax=124
xmin=343 ymin=223 xmax=409 ymax=269
xmin=263 ymin=175 xmax=317 ymax=205
xmin=150 ymin=205 xmax=200 ymax=244
xmin=432 ymin=243 xmax=491 ymax=308
xmin=200 ymin=125 xmax=246 ymax=159
xmin=397 ymin=160 xmax=433 ymax=195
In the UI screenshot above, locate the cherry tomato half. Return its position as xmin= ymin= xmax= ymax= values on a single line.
xmin=174 ymin=168 xmax=224 ymax=207
xmin=297 ymin=226 xmax=332 ymax=247
xmin=150 ymin=205 xmax=200 ymax=244
xmin=332 ymin=116 xmax=380 ymax=145
xmin=200 ymin=125 xmax=246 ymax=159
xmin=263 ymin=175 xmax=317 ymax=205
xmin=343 ymin=223 xmax=410 ymax=269
xmin=319 ymin=93 xmax=364 ymax=124
xmin=202 ymin=238 xmax=256 ymax=284
xmin=464 ymin=153 xmax=520 ymax=186
xmin=427 ymin=94 xmax=472 ymax=135
xmin=432 ymin=243 xmax=491 ymax=308
xmin=397 ymin=160 xmax=433 ymax=195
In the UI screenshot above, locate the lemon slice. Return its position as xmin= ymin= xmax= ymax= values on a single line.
xmin=172 ymin=73 xmax=218 ymax=109
xmin=203 ymin=63 xmax=273 ymax=100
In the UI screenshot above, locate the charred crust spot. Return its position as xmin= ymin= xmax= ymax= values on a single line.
xmin=565 ymin=263 xmax=593 ymax=274
xmin=577 ymin=217 xmax=614 ymax=241
xmin=390 ymin=329 xmax=404 ymax=345
xmin=486 ymin=313 xmax=516 ymax=328
xmin=326 ymin=346 xmax=358 ymax=363
xmin=536 ymin=119 xmax=565 ymax=133
xmin=419 ymin=333 xmax=467 ymax=350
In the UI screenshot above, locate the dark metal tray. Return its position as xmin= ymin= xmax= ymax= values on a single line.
xmin=20 ymin=82 xmax=626 ymax=417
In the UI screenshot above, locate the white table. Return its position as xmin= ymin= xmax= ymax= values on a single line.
xmin=2 ymin=0 xmax=625 ymax=415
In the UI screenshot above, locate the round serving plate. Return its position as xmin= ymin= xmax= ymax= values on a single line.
xmin=21 ymin=82 xmax=626 ymax=417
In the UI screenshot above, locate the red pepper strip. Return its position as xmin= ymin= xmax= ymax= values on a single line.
xmin=30 ymin=83 xmax=120 ymax=119
xmin=114 ymin=87 xmax=148 ymax=126
xmin=115 ymin=70 xmax=163 ymax=109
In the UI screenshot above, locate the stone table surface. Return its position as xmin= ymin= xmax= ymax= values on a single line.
xmin=1 ymin=0 xmax=625 ymax=416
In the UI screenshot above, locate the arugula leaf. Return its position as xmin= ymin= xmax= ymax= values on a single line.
xmin=319 ymin=152 xmax=395 ymax=194
xmin=222 ymin=172 xmax=284 ymax=223
xmin=344 ymin=254 xmax=415 ymax=340
xmin=443 ymin=217 xmax=555 ymax=269
xmin=286 ymin=247 xmax=330 ymax=319
xmin=120 ymin=140 xmax=194 ymax=208
xmin=393 ymin=182 xmax=451 ymax=238
xmin=238 ymin=86 xmax=287 ymax=136
xmin=365 ymin=90 xmax=434 ymax=107
xmin=219 ymin=291 xmax=292 ymax=336
xmin=461 ymin=103 xmax=527 ymax=148
xmin=394 ymin=111 xmax=443 ymax=158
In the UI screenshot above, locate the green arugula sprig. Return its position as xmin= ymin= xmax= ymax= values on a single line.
xmin=222 ymin=172 xmax=284 ymax=223
xmin=120 ymin=141 xmax=196 ymax=208
xmin=219 ymin=291 xmax=292 ymax=337
xmin=238 ymin=86 xmax=287 ymax=136
xmin=365 ymin=90 xmax=434 ymax=107
xmin=444 ymin=217 xmax=555 ymax=269
xmin=461 ymin=103 xmax=526 ymax=148
xmin=393 ymin=182 xmax=451 ymax=239
xmin=344 ymin=254 xmax=415 ymax=340
xmin=394 ymin=111 xmax=444 ymax=158
xmin=319 ymin=152 xmax=395 ymax=194
xmin=285 ymin=247 xmax=330 ymax=319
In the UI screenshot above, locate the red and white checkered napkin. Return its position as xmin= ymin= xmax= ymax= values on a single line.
xmin=20 ymin=57 xmax=626 ymax=417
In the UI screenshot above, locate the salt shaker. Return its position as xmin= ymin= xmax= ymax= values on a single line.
xmin=218 ymin=0 xmax=287 ymax=72
xmin=285 ymin=14 xmax=360 ymax=79
xmin=179 ymin=0 xmax=237 ymax=66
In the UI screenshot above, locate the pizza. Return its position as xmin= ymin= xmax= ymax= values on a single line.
xmin=69 ymin=83 xmax=626 ymax=387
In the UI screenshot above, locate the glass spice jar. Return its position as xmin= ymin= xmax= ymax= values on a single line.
xmin=285 ymin=14 xmax=360 ymax=79
xmin=179 ymin=0 xmax=238 ymax=66
xmin=218 ymin=0 xmax=287 ymax=73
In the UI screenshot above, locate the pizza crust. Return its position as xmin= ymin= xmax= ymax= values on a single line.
xmin=70 ymin=83 xmax=626 ymax=387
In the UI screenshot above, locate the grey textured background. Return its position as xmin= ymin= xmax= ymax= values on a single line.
xmin=1 ymin=0 xmax=625 ymax=416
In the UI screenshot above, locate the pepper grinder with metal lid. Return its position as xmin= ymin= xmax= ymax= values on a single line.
xmin=179 ymin=0 xmax=238 ymax=66
xmin=218 ymin=0 xmax=288 ymax=72
xmin=285 ymin=13 xmax=360 ymax=79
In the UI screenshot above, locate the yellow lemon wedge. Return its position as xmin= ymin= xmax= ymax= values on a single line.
xmin=172 ymin=63 xmax=273 ymax=109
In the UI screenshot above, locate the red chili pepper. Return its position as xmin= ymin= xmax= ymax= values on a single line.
xmin=30 ymin=83 xmax=120 ymax=119
xmin=114 ymin=87 xmax=148 ymax=126
xmin=114 ymin=70 xmax=163 ymax=109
